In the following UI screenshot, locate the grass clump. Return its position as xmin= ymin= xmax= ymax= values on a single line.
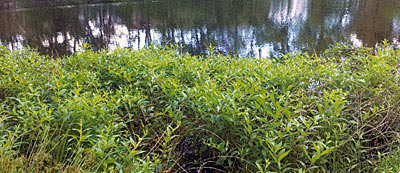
xmin=0 ymin=43 xmax=400 ymax=172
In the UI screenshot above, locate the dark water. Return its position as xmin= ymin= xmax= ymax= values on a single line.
xmin=1 ymin=0 xmax=400 ymax=57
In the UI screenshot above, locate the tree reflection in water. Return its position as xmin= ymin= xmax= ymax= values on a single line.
xmin=0 ymin=0 xmax=399 ymax=57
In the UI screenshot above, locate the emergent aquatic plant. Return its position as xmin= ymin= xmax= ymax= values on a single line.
xmin=0 ymin=43 xmax=399 ymax=172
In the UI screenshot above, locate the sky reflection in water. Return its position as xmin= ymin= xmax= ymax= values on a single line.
xmin=0 ymin=0 xmax=399 ymax=57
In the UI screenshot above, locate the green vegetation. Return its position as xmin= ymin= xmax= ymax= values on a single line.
xmin=0 ymin=43 xmax=400 ymax=172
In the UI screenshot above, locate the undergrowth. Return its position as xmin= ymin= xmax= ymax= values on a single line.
xmin=0 ymin=43 xmax=399 ymax=172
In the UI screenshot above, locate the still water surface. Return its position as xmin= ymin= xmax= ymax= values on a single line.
xmin=1 ymin=0 xmax=400 ymax=57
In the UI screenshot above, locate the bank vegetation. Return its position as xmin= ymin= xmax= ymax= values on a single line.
xmin=0 ymin=43 xmax=399 ymax=172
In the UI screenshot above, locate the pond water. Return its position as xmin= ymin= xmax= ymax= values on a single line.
xmin=1 ymin=0 xmax=400 ymax=57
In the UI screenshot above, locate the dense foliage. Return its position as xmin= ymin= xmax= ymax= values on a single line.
xmin=0 ymin=43 xmax=399 ymax=172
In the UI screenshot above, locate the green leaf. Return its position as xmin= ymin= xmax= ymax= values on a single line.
xmin=311 ymin=154 xmax=321 ymax=164
xmin=278 ymin=150 xmax=291 ymax=162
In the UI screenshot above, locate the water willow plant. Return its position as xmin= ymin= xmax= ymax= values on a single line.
xmin=0 ymin=43 xmax=399 ymax=172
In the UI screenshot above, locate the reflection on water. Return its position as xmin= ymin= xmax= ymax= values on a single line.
xmin=0 ymin=0 xmax=400 ymax=57
xmin=268 ymin=0 xmax=309 ymax=24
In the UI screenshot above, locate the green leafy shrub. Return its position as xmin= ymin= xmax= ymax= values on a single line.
xmin=0 ymin=43 xmax=399 ymax=172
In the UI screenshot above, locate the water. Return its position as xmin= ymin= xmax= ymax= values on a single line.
xmin=0 ymin=0 xmax=400 ymax=57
